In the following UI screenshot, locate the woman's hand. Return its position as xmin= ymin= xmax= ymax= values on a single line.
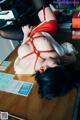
xmin=22 ymin=25 xmax=33 ymax=44
xmin=22 ymin=25 xmax=33 ymax=36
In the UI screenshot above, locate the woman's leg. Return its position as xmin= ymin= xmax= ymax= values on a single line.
xmin=38 ymin=5 xmax=56 ymax=22
xmin=0 ymin=25 xmax=23 ymax=41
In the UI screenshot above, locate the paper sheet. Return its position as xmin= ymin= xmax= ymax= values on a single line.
xmin=0 ymin=72 xmax=33 ymax=96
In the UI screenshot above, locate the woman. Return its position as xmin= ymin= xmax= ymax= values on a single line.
xmin=14 ymin=5 xmax=78 ymax=99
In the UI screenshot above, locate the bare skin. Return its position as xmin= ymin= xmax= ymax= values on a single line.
xmin=14 ymin=6 xmax=76 ymax=74
xmin=14 ymin=25 xmax=59 ymax=74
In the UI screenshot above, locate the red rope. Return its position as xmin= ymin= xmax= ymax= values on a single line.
xmin=43 ymin=5 xmax=46 ymax=21
xmin=20 ymin=35 xmax=54 ymax=71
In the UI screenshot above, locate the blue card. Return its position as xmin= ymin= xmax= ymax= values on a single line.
xmin=18 ymin=82 xmax=33 ymax=96
xmin=0 ymin=61 xmax=11 ymax=71
xmin=1 ymin=61 xmax=11 ymax=66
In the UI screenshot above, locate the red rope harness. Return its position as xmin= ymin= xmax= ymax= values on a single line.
xmin=20 ymin=35 xmax=54 ymax=71
xmin=19 ymin=5 xmax=55 ymax=71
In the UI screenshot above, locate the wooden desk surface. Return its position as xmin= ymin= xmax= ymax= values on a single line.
xmin=0 ymin=45 xmax=77 ymax=120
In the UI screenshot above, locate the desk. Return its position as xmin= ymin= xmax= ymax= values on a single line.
xmin=0 ymin=38 xmax=78 ymax=120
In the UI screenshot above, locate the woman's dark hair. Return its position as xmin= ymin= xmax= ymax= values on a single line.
xmin=35 ymin=66 xmax=79 ymax=99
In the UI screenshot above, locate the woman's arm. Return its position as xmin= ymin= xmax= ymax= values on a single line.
xmin=32 ymin=0 xmax=56 ymax=22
